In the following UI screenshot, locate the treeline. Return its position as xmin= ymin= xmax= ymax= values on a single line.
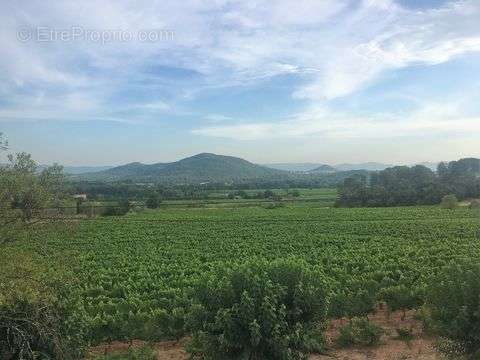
xmin=337 ymin=158 xmax=480 ymax=207
xmin=68 ymin=171 xmax=364 ymax=201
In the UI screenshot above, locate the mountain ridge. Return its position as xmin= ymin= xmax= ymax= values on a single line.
xmin=78 ymin=153 xmax=286 ymax=183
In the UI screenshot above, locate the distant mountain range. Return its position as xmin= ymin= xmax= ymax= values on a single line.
xmin=306 ymin=164 xmax=337 ymax=174
xmin=36 ymin=156 xmax=440 ymax=184
xmin=264 ymin=162 xmax=439 ymax=172
xmin=262 ymin=163 xmax=324 ymax=172
xmin=37 ymin=165 xmax=114 ymax=175
xmin=77 ymin=153 xmax=286 ymax=183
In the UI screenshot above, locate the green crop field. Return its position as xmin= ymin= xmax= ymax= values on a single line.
xmin=20 ymin=205 xmax=480 ymax=345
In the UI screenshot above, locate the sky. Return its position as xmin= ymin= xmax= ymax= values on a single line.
xmin=1 ymin=0 xmax=480 ymax=166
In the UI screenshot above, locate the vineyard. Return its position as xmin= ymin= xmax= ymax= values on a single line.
xmin=21 ymin=205 xmax=480 ymax=347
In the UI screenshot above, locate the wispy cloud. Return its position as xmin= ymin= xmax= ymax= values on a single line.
xmin=1 ymin=0 xmax=480 ymax=163
xmin=3 ymin=1 xmax=480 ymax=103
xmin=204 ymin=114 xmax=233 ymax=123
xmin=193 ymin=99 xmax=480 ymax=140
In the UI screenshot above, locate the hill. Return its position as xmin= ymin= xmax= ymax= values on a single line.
xmin=79 ymin=153 xmax=286 ymax=183
xmin=263 ymin=163 xmax=322 ymax=172
xmin=307 ymin=164 xmax=337 ymax=174
xmin=334 ymin=162 xmax=394 ymax=171
xmin=35 ymin=165 xmax=114 ymax=175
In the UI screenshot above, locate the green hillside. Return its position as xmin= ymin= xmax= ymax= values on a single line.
xmin=79 ymin=153 xmax=286 ymax=183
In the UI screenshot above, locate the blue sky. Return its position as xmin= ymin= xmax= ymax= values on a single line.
xmin=1 ymin=0 xmax=480 ymax=165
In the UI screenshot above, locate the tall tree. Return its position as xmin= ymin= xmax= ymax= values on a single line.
xmin=0 ymin=136 xmax=65 ymax=243
xmin=0 ymin=132 xmax=7 ymax=151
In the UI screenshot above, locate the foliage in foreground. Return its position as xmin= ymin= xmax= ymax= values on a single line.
xmin=335 ymin=317 xmax=383 ymax=348
xmin=0 ymin=248 xmax=86 ymax=360
xmin=426 ymin=260 xmax=480 ymax=356
xmin=187 ymin=259 xmax=328 ymax=360
xmin=92 ymin=345 xmax=156 ymax=360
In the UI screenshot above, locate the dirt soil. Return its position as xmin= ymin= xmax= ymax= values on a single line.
xmin=88 ymin=307 xmax=441 ymax=360
xmin=313 ymin=305 xmax=440 ymax=360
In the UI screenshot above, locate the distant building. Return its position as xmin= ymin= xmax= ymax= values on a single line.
xmin=73 ymin=194 xmax=87 ymax=200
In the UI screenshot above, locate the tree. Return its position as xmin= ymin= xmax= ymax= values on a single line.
xmin=437 ymin=162 xmax=449 ymax=180
xmin=470 ymin=199 xmax=480 ymax=210
xmin=187 ymin=259 xmax=329 ymax=359
xmin=290 ymin=189 xmax=300 ymax=197
xmin=336 ymin=174 xmax=367 ymax=207
xmin=39 ymin=163 xmax=66 ymax=207
xmin=337 ymin=159 xmax=480 ymax=208
xmin=7 ymin=153 xmax=48 ymax=221
xmin=0 ymin=141 xmax=65 ymax=243
xmin=0 ymin=134 xmax=85 ymax=358
xmin=0 ymin=132 xmax=7 ymax=151
xmin=263 ymin=189 xmax=274 ymax=199
xmin=145 ymin=192 xmax=161 ymax=209
xmin=440 ymin=194 xmax=458 ymax=209
xmin=427 ymin=261 xmax=480 ymax=355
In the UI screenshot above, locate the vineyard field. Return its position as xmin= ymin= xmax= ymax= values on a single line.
xmin=25 ymin=205 xmax=480 ymax=345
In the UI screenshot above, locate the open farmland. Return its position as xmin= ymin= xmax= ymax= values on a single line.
xmin=22 ymin=205 xmax=480 ymax=345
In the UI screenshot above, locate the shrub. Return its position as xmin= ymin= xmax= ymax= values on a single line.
xmin=426 ymin=260 xmax=480 ymax=355
xmin=145 ymin=193 xmax=161 ymax=209
xmin=336 ymin=318 xmax=383 ymax=347
xmin=102 ymin=200 xmax=131 ymax=216
xmin=264 ymin=202 xmax=285 ymax=209
xmin=93 ymin=345 xmax=156 ymax=360
xmin=395 ymin=327 xmax=415 ymax=342
xmin=433 ymin=338 xmax=467 ymax=359
xmin=187 ymin=259 xmax=329 ymax=360
xmin=440 ymin=194 xmax=458 ymax=209
xmin=469 ymin=199 xmax=480 ymax=210
xmin=378 ymin=285 xmax=422 ymax=320
xmin=263 ymin=190 xmax=275 ymax=199
xmin=289 ymin=190 xmax=300 ymax=197
xmin=0 ymin=298 xmax=64 ymax=359
xmin=0 ymin=249 xmax=86 ymax=359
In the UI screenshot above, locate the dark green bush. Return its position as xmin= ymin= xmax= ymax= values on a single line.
xmin=187 ymin=259 xmax=329 ymax=360
xmin=145 ymin=193 xmax=161 ymax=209
xmin=102 ymin=200 xmax=131 ymax=216
xmin=336 ymin=318 xmax=383 ymax=347
xmin=427 ymin=260 xmax=480 ymax=355
xmin=378 ymin=285 xmax=422 ymax=320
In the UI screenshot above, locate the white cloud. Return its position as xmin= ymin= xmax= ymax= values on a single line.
xmin=291 ymin=1 xmax=480 ymax=99
xmin=204 ymin=114 xmax=233 ymax=123
xmin=1 ymin=0 xmax=480 ymax=126
xmin=192 ymin=100 xmax=480 ymax=140
xmin=139 ymin=101 xmax=171 ymax=111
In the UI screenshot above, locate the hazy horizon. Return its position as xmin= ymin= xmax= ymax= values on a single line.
xmin=1 ymin=152 xmax=446 ymax=169
xmin=2 ymin=0 xmax=480 ymax=165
